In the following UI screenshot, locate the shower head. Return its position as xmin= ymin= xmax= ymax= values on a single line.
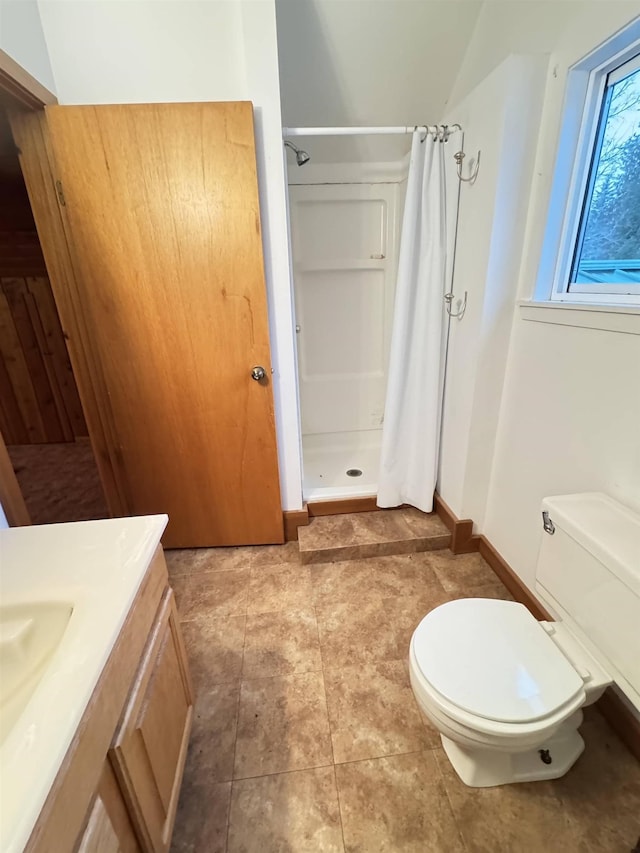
xmin=284 ymin=139 xmax=310 ymax=166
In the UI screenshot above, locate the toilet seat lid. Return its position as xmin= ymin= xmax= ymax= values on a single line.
xmin=412 ymin=599 xmax=584 ymax=724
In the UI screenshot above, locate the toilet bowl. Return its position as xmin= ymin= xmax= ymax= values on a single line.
xmin=409 ymin=493 xmax=640 ymax=787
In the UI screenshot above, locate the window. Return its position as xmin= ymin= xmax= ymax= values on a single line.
xmin=541 ymin=22 xmax=640 ymax=308
xmin=570 ymin=54 xmax=640 ymax=298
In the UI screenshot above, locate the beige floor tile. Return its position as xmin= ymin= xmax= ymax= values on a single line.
xmin=311 ymin=553 xmax=447 ymax=609
xmin=436 ymin=748 xmax=581 ymax=853
xmin=181 ymin=614 xmax=245 ymax=688
xmin=247 ymin=563 xmax=314 ymax=614
xmin=172 ymin=575 xmax=191 ymax=612
xmin=316 ymin=593 xmax=443 ymax=669
xmin=234 ymin=671 xmax=333 ymax=778
xmin=179 ymin=569 xmax=250 ymax=620
xmin=299 ymin=510 xmax=427 ymax=563
xmin=243 ymin=608 xmax=322 ymax=679
xmin=427 ymin=550 xmax=509 ymax=597
xmin=165 ymin=546 xmax=254 ymax=577
xmin=300 ymin=510 xmax=413 ymax=549
xmin=336 ymin=751 xmax=464 ymax=852
xmin=228 ymin=767 xmax=344 ymax=853
xmin=246 ymin=540 xmax=302 ymax=568
xmin=400 ymin=506 xmax=450 ymax=538
xmin=183 ymin=683 xmax=241 ymax=786
xmin=170 ymin=779 xmax=231 ymax=853
xmin=324 ymin=660 xmax=436 ymax=763
xmin=552 ymin=709 xmax=640 ymax=850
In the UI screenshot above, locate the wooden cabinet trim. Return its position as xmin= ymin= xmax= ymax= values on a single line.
xmin=76 ymin=761 xmax=140 ymax=853
xmin=111 ymin=590 xmax=193 ymax=852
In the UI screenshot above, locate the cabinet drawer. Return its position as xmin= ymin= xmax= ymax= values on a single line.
xmin=110 ymin=589 xmax=193 ymax=853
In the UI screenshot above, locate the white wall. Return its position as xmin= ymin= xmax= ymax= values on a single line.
xmin=442 ymin=2 xmax=640 ymax=589
xmin=439 ymin=54 xmax=548 ymax=523
xmin=0 ymin=500 xmax=8 ymax=529
xmin=276 ymin=0 xmax=481 ymax=164
xmin=38 ymin=0 xmax=303 ymax=510
xmin=0 ymin=0 xmax=55 ymax=91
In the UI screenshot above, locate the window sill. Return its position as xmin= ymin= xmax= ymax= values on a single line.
xmin=519 ymin=301 xmax=640 ymax=335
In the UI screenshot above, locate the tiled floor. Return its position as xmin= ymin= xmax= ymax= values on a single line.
xmin=8 ymin=440 xmax=108 ymax=524
xmin=167 ymin=540 xmax=640 ymax=853
xmin=297 ymin=507 xmax=451 ymax=563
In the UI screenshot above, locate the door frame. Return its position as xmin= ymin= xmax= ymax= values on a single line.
xmin=0 ymin=49 xmax=54 ymax=526
xmin=0 ymin=50 xmax=124 ymax=522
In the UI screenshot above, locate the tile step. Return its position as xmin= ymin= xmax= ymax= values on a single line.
xmin=297 ymin=508 xmax=451 ymax=565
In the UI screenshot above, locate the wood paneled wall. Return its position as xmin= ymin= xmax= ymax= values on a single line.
xmin=0 ymin=150 xmax=87 ymax=444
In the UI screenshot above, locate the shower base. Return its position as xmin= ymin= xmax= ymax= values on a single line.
xmin=302 ymin=430 xmax=381 ymax=502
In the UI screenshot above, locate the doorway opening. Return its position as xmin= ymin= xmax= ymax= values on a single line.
xmin=0 ymin=106 xmax=107 ymax=524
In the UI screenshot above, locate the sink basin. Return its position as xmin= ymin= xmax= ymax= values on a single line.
xmin=0 ymin=602 xmax=73 ymax=745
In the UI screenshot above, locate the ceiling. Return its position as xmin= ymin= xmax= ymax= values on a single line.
xmin=275 ymin=0 xmax=483 ymax=164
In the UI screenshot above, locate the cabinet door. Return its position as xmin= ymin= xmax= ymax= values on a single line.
xmin=76 ymin=761 xmax=140 ymax=853
xmin=110 ymin=589 xmax=193 ymax=853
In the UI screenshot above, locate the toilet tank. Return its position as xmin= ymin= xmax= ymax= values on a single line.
xmin=535 ymin=492 xmax=640 ymax=710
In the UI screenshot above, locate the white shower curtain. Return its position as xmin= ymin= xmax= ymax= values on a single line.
xmin=377 ymin=130 xmax=447 ymax=512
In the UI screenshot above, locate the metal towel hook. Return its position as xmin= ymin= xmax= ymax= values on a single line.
xmin=444 ymin=291 xmax=467 ymax=319
xmin=454 ymin=149 xmax=481 ymax=183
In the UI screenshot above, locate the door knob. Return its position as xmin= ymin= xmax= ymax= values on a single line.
xmin=251 ymin=366 xmax=266 ymax=381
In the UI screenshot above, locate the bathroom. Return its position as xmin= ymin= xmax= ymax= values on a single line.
xmin=1 ymin=0 xmax=640 ymax=851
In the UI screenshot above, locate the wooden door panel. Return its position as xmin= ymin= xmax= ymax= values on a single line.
xmin=76 ymin=761 xmax=140 ymax=853
xmin=45 ymin=102 xmax=283 ymax=546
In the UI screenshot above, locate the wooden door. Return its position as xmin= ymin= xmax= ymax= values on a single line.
xmin=41 ymin=102 xmax=283 ymax=546
xmin=110 ymin=589 xmax=193 ymax=853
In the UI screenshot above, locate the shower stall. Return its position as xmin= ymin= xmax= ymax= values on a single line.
xmin=288 ymin=180 xmax=402 ymax=501
xmin=284 ymin=125 xmax=461 ymax=505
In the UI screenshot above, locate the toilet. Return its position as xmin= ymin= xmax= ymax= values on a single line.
xmin=409 ymin=492 xmax=640 ymax=787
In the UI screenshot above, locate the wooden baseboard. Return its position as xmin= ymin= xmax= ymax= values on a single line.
xmin=307 ymin=495 xmax=379 ymax=517
xmin=433 ymin=493 xmax=479 ymax=555
xmin=283 ymin=507 xmax=309 ymax=542
xmin=597 ymin=688 xmax=640 ymax=763
xmin=283 ymin=495 xmax=397 ymax=541
xmin=477 ymin=536 xmax=551 ymax=621
xmin=436 ymin=491 xmax=640 ymax=764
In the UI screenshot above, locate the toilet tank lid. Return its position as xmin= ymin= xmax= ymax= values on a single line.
xmin=542 ymin=493 xmax=640 ymax=596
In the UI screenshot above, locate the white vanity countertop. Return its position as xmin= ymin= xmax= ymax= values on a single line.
xmin=0 ymin=514 xmax=168 ymax=853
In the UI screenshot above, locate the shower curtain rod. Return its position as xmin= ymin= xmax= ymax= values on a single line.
xmin=282 ymin=125 xmax=461 ymax=137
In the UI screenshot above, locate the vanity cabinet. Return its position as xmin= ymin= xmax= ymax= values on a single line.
xmin=110 ymin=590 xmax=192 ymax=853
xmin=77 ymin=762 xmax=140 ymax=853
xmin=26 ymin=547 xmax=193 ymax=853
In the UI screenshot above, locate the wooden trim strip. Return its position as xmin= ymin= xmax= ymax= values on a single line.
xmin=0 ymin=50 xmax=57 ymax=109
xmin=434 ymin=493 xmax=480 ymax=555
xmin=307 ymin=495 xmax=379 ymax=517
xmin=0 ymin=429 xmax=30 ymax=525
xmin=477 ymin=536 xmax=551 ymax=621
xmin=283 ymin=507 xmax=309 ymax=542
xmin=597 ymin=688 xmax=640 ymax=764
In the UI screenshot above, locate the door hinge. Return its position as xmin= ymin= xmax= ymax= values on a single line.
xmin=55 ymin=180 xmax=66 ymax=206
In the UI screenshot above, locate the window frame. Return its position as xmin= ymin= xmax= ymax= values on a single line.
xmin=541 ymin=25 xmax=640 ymax=308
